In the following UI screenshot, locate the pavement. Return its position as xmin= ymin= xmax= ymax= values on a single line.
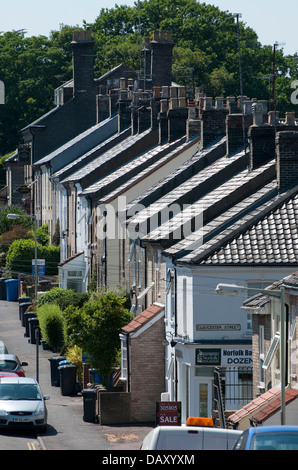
xmin=0 ymin=299 xmax=154 ymax=451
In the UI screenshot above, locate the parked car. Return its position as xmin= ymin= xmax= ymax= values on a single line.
xmin=233 ymin=426 xmax=298 ymax=450
xmin=141 ymin=425 xmax=242 ymax=450
xmin=0 ymin=354 xmax=28 ymax=376
xmin=0 ymin=372 xmax=19 ymax=378
xmin=0 ymin=377 xmax=50 ymax=433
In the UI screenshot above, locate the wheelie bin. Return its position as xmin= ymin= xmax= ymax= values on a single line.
xmin=58 ymin=364 xmax=78 ymax=396
xmin=24 ymin=312 xmax=37 ymax=337
xmin=28 ymin=317 xmax=40 ymax=344
xmin=19 ymin=301 xmax=33 ymax=325
xmin=0 ymin=278 xmax=7 ymax=300
xmin=82 ymin=388 xmax=97 ymax=422
xmin=5 ymin=279 xmax=21 ymax=301
xmin=48 ymin=356 xmax=65 ymax=386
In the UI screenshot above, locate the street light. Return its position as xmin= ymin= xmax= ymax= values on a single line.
xmin=7 ymin=212 xmax=39 ymax=382
xmin=7 ymin=213 xmax=38 ymax=300
xmin=216 ymin=283 xmax=286 ymax=425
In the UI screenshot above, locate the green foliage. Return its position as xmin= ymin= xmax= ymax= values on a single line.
xmin=5 ymin=239 xmax=60 ymax=275
xmin=36 ymin=224 xmax=50 ymax=246
xmin=52 ymin=219 xmax=60 ymax=246
xmin=37 ymin=286 xmax=89 ymax=311
xmin=65 ymin=345 xmax=83 ymax=382
xmin=0 ymin=225 xmax=32 ymax=253
xmin=37 ymin=303 xmax=66 ymax=351
xmin=1 ymin=1 xmax=297 ymax=155
xmin=37 ymin=287 xmax=74 ymax=307
xmin=63 ymin=291 xmax=133 ymax=382
xmin=0 ymin=206 xmax=32 ymax=236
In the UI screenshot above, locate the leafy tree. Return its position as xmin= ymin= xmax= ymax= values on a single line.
xmin=0 ymin=205 xmax=32 ymax=236
xmin=64 ymin=291 xmax=133 ymax=383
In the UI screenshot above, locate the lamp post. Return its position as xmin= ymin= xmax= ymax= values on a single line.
xmin=7 ymin=213 xmax=38 ymax=300
xmin=7 ymin=213 xmax=39 ymax=381
xmin=216 ymin=283 xmax=286 ymax=425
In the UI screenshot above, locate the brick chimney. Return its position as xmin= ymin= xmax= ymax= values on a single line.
xmin=200 ymin=98 xmax=228 ymax=149
xmin=70 ymin=30 xmax=96 ymax=98
xmin=248 ymin=102 xmax=275 ymax=170
xmin=150 ymin=31 xmax=175 ymax=88
xmin=276 ymin=131 xmax=298 ymax=190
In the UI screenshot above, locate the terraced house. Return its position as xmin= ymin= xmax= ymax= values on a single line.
xmin=7 ymin=28 xmax=298 ymax=424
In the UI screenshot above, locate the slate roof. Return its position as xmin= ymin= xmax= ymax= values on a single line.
xmin=81 ymin=136 xmax=189 ymax=199
xmin=242 ymin=271 xmax=298 ymax=310
xmin=34 ymin=116 xmax=118 ymax=169
xmin=60 ymin=128 xmax=155 ymax=186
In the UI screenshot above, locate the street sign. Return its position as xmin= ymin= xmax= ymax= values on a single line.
xmin=32 ymin=259 xmax=45 ymax=276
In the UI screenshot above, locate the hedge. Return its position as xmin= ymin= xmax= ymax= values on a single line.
xmin=6 ymin=239 xmax=60 ymax=275
xmin=37 ymin=303 xmax=66 ymax=351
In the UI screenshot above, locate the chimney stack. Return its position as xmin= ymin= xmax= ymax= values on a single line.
xmin=248 ymin=102 xmax=275 ymax=170
xmin=70 ymin=30 xmax=96 ymax=98
xmin=150 ymin=31 xmax=175 ymax=88
xmin=276 ymin=130 xmax=298 ymax=190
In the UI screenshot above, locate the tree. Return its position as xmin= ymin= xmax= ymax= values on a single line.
xmin=64 ymin=291 xmax=133 ymax=383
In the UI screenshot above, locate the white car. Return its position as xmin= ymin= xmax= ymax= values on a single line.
xmin=141 ymin=425 xmax=242 ymax=450
xmin=0 ymin=377 xmax=50 ymax=433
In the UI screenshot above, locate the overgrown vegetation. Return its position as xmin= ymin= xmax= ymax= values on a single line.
xmin=36 ymin=287 xmax=132 ymax=385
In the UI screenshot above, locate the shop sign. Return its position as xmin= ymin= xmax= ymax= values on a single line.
xmin=156 ymin=401 xmax=181 ymax=426
xmin=221 ymin=348 xmax=252 ymax=366
xmin=195 ymin=349 xmax=221 ymax=366
xmin=195 ymin=348 xmax=252 ymax=366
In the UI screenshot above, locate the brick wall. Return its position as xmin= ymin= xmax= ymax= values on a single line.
xmin=129 ymin=316 xmax=165 ymax=422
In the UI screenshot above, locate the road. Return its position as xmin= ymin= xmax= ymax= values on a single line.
xmin=0 ymin=299 xmax=153 ymax=451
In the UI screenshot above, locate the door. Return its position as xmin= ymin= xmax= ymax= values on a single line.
xmin=194 ymin=379 xmax=212 ymax=418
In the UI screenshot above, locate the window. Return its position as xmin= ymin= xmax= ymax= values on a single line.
xmin=263 ymin=333 xmax=280 ymax=370
xmin=120 ymin=335 xmax=128 ymax=381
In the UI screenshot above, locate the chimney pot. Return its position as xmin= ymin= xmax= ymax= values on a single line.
xmin=252 ymin=102 xmax=264 ymax=126
xmin=285 ymin=112 xmax=296 ymax=126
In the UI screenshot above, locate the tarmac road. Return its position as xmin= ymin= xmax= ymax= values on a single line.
xmin=0 ymin=299 xmax=153 ymax=451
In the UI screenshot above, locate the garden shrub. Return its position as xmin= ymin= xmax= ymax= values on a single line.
xmin=37 ymin=287 xmax=89 ymax=311
xmin=37 ymin=303 xmax=66 ymax=351
xmin=6 ymin=239 xmax=60 ymax=275
xmin=37 ymin=287 xmax=74 ymax=307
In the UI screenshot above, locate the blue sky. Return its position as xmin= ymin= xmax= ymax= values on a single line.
xmin=1 ymin=0 xmax=297 ymax=56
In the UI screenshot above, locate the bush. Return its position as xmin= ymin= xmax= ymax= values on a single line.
xmin=37 ymin=287 xmax=89 ymax=310
xmin=36 ymin=224 xmax=50 ymax=246
xmin=0 ymin=225 xmax=32 ymax=253
xmin=63 ymin=291 xmax=133 ymax=383
xmin=37 ymin=287 xmax=74 ymax=307
xmin=37 ymin=303 xmax=66 ymax=351
xmin=6 ymin=239 xmax=60 ymax=275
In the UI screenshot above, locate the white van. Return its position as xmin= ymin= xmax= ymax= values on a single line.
xmin=141 ymin=426 xmax=242 ymax=450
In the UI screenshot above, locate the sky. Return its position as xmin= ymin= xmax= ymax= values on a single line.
xmin=1 ymin=0 xmax=297 ymax=56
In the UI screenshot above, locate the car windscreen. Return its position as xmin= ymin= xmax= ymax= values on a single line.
xmin=0 ymin=384 xmax=42 ymax=400
xmin=0 ymin=360 xmax=18 ymax=371
xmin=251 ymin=431 xmax=298 ymax=450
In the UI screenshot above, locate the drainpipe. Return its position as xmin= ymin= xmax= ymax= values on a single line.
xmin=174 ymin=268 xmax=178 ymax=401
